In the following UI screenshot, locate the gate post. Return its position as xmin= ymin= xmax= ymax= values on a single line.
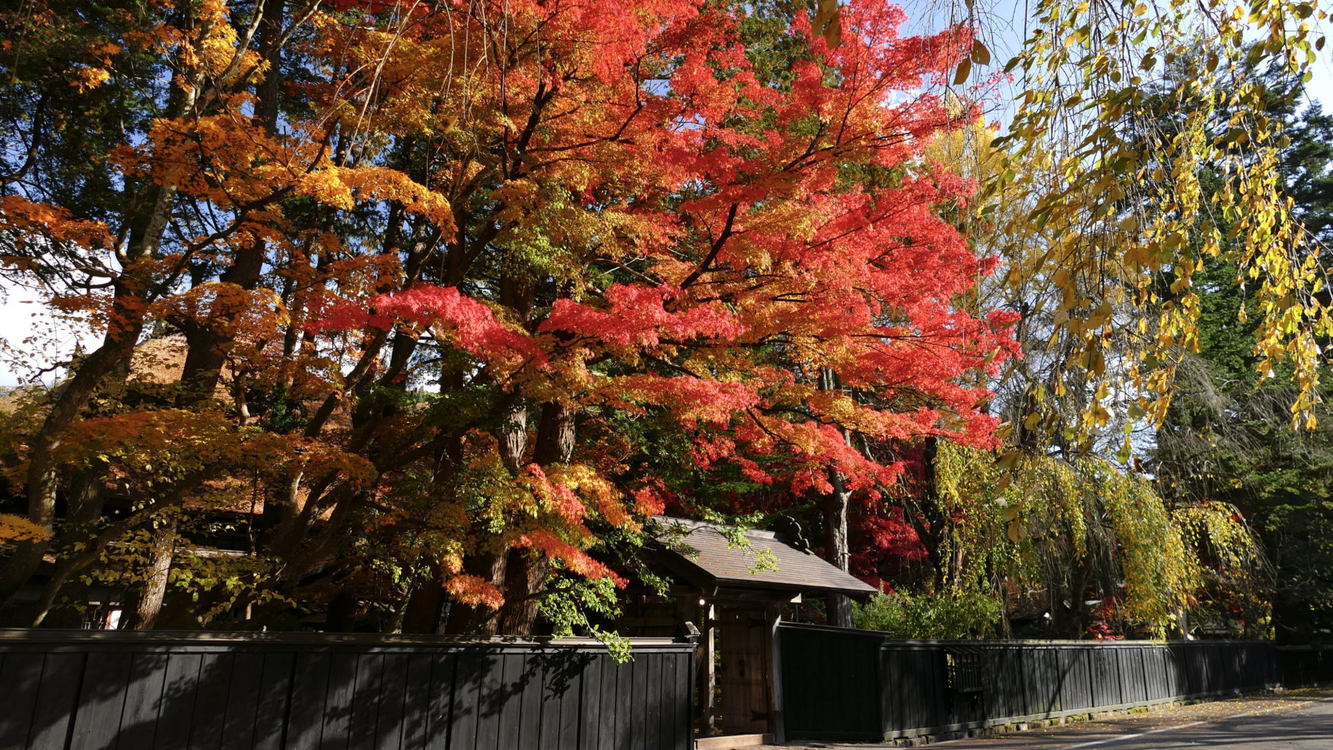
xmin=768 ymin=604 xmax=785 ymax=744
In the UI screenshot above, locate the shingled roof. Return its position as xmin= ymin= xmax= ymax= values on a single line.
xmin=654 ymin=517 xmax=878 ymax=597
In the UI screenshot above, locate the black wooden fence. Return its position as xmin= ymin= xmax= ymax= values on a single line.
xmin=778 ymin=623 xmax=1291 ymax=743
xmin=0 ymin=630 xmax=695 ymax=750
xmin=1278 ymin=644 xmax=1333 ymax=689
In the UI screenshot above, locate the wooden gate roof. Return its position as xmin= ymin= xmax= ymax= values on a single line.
xmin=654 ymin=517 xmax=878 ymax=597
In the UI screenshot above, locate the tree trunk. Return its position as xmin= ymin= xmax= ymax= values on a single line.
xmin=497 ymin=400 xmax=528 ymax=474
xmin=817 ymin=369 xmax=854 ymax=628
xmin=498 ymin=551 xmax=546 ymax=635
xmin=400 ymin=566 xmax=446 ymax=634
xmin=175 ymin=0 xmax=281 ymax=405
xmin=443 ymin=552 xmax=508 ymax=635
xmin=533 ymin=402 xmax=575 ymax=465
xmin=497 ymin=402 xmax=574 ymax=635
xmin=122 ymin=516 xmax=179 ymax=630
xmin=916 ymin=436 xmax=950 ymax=591
xmin=824 ymin=467 xmax=853 ymax=628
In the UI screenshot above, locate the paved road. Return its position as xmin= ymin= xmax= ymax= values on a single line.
xmin=788 ymin=690 xmax=1333 ymax=750
xmin=934 ymin=691 xmax=1333 ymax=750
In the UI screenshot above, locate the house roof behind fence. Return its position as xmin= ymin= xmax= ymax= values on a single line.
xmin=654 ymin=517 xmax=879 ymax=597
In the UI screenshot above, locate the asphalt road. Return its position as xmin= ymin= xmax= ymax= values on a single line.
xmin=788 ymin=690 xmax=1333 ymax=750
xmin=931 ymin=690 xmax=1333 ymax=750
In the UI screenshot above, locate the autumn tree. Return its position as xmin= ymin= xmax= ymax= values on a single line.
xmin=2 ymin=0 xmax=1325 ymax=639
xmin=1152 ymin=69 xmax=1333 ymax=642
xmin=990 ymin=0 xmax=1330 ymax=440
xmin=0 ymin=0 xmax=1016 ymax=635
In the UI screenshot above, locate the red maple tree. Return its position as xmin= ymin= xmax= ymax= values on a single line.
xmin=0 ymin=0 xmax=1016 ymax=633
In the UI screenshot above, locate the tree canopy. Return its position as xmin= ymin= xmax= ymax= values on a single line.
xmin=0 ymin=0 xmax=1327 ymax=640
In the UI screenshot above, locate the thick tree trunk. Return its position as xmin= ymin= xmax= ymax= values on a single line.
xmin=532 ymin=402 xmax=575 ymax=466
xmin=444 ymin=552 xmax=508 ymax=635
xmin=916 ymin=436 xmax=950 ymax=590
xmin=497 ymin=402 xmax=574 ymax=635
xmin=400 ymin=566 xmax=446 ymax=634
xmin=495 ymin=273 xmax=533 ymax=475
xmin=497 ymin=551 xmax=545 ymax=635
xmin=817 ymin=369 xmax=854 ymax=628
xmin=824 ymin=468 xmax=853 ymax=628
xmin=497 ymin=401 xmax=528 ymax=474
xmin=122 ymin=516 xmax=179 ymax=630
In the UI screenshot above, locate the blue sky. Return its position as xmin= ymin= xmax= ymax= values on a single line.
xmin=901 ymin=0 xmax=1333 ymax=124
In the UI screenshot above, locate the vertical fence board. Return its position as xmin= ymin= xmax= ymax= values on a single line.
xmin=193 ymin=652 xmax=237 ymax=750
xmin=596 ymin=658 xmax=620 ymax=750
xmin=320 ymin=651 xmax=358 ymax=750
xmin=477 ymin=652 xmax=505 ymax=750
xmin=0 ymin=635 xmax=692 ymax=750
xmin=253 ymin=651 xmax=294 ymax=750
xmin=517 ymin=652 xmax=544 ymax=750
xmin=491 ymin=653 xmax=521 ymax=750
xmin=613 ymin=650 xmax=633 ymax=750
xmin=677 ymin=648 xmax=693 ymax=750
xmin=778 ymin=624 xmax=1294 ymax=743
xmin=373 ymin=653 xmax=409 ymax=750
xmin=633 ymin=648 xmax=651 ymax=750
xmin=221 ymin=651 xmax=265 ymax=750
xmin=395 ymin=652 xmax=433 ymax=750
xmin=647 ymin=653 xmax=664 ymax=750
xmin=446 ymin=651 xmax=481 ymax=750
xmin=659 ymin=654 xmax=676 ymax=750
xmin=0 ymin=652 xmax=44 ymax=750
xmin=422 ymin=652 xmax=454 ymax=750
xmin=347 ymin=653 xmax=384 ymax=750
xmin=578 ymin=652 xmax=603 ymax=750
xmin=154 ymin=652 xmax=202 ymax=750
xmin=286 ymin=650 xmax=331 ymax=750
xmin=69 ymin=650 xmax=133 ymax=750
xmin=27 ymin=652 xmax=84 ymax=750
xmin=117 ymin=652 xmax=168 ymax=750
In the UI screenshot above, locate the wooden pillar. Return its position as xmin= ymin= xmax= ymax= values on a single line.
xmin=767 ymin=601 xmax=786 ymax=743
xmin=697 ymin=598 xmax=717 ymax=734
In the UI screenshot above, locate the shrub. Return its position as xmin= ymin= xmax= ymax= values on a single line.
xmin=852 ymin=590 xmax=1002 ymax=640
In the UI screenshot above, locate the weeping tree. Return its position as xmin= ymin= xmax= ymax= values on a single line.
xmin=908 ymin=442 xmax=1264 ymax=638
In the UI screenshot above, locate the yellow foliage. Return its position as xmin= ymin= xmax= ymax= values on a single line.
xmin=933 ymin=443 xmax=1260 ymax=635
xmin=0 ymin=514 xmax=51 ymax=545
xmin=995 ymin=0 xmax=1331 ymax=432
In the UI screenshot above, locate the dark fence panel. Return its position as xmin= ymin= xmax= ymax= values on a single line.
xmin=0 ymin=630 xmax=694 ymax=750
xmin=1278 ymin=645 xmax=1333 ymax=689
xmin=778 ymin=623 xmax=1288 ymax=743
xmin=778 ymin=623 xmax=882 ymax=741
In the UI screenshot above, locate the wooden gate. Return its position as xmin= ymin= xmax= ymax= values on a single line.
xmin=716 ymin=605 xmax=774 ymax=734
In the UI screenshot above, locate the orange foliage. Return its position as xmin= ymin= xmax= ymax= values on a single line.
xmin=0 ymin=0 xmax=1017 ymax=631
